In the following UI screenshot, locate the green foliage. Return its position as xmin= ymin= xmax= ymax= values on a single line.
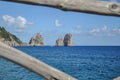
xmin=0 ymin=27 xmax=22 ymax=44
xmin=12 ymin=34 xmax=22 ymax=44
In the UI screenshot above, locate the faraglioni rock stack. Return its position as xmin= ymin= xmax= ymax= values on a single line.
xmin=56 ymin=38 xmax=64 ymax=46
xmin=29 ymin=33 xmax=44 ymax=46
xmin=56 ymin=33 xmax=74 ymax=46
xmin=64 ymin=33 xmax=74 ymax=46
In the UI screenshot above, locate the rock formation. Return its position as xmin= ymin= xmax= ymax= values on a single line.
xmin=56 ymin=33 xmax=74 ymax=46
xmin=29 ymin=33 xmax=44 ymax=46
xmin=0 ymin=27 xmax=22 ymax=46
xmin=63 ymin=33 xmax=74 ymax=46
xmin=56 ymin=38 xmax=64 ymax=46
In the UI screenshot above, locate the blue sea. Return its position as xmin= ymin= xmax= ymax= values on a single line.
xmin=0 ymin=46 xmax=120 ymax=80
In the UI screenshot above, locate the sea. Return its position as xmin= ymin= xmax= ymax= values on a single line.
xmin=0 ymin=46 xmax=120 ymax=80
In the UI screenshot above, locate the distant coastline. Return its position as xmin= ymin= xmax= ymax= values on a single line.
xmin=0 ymin=27 xmax=74 ymax=46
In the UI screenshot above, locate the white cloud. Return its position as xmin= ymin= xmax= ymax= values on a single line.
xmin=90 ymin=28 xmax=100 ymax=36
xmin=2 ymin=15 xmax=15 ymax=25
xmin=89 ymin=25 xmax=120 ymax=36
xmin=2 ymin=15 xmax=33 ymax=32
xmin=75 ymin=25 xmax=81 ymax=30
xmin=72 ymin=25 xmax=81 ymax=35
xmin=15 ymin=16 xmax=28 ymax=28
xmin=55 ymin=20 xmax=62 ymax=27
xmin=72 ymin=30 xmax=81 ymax=35
xmin=102 ymin=25 xmax=108 ymax=32
xmin=14 ymin=29 xmax=25 ymax=33
xmin=110 ymin=28 xmax=120 ymax=36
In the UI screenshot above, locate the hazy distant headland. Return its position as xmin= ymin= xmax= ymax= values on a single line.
xmin=0 ymin=27 xmax=74 ymax=46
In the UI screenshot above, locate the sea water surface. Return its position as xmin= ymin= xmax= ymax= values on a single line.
xmin=0 ymin=46 xmax=120 ymax=80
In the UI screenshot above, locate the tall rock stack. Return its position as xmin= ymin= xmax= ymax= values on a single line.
xmin=56 ymin=38 xmax=64 ymax=46
xmin=63 ymin=33 xmax=73 ymax=46
xmin=29 ymin=33 xmax=44 ymax=46
xmin=56 ymin=33 xmax=74 ymax=46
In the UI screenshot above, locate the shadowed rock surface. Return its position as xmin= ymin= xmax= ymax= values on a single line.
xmin=63 ymin=33 xmax=74 ymax=46
xmin=29 ymin=33 xmax=44 ymax=46
xmin=56 ymin=33 xmax=74 ymax=46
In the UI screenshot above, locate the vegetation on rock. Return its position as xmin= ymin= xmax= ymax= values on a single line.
xmin=0 ymin=27 xmax=22 ymax=45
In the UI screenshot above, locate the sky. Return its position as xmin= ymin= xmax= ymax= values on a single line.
xmin=0 ymin=1 xmax=120 ymax=46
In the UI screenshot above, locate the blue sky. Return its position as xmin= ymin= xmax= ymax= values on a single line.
xmin=0 ymin=1 xmax=120 ymax=46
